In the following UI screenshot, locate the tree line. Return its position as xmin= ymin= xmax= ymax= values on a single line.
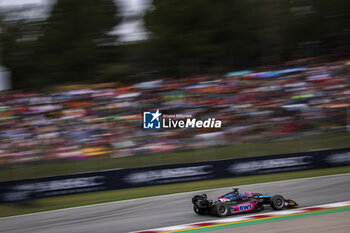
xmin=1 ymin=0 xmax=349 ymax=89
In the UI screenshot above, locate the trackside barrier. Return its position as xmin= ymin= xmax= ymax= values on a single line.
xmin=0 ymin=147 xmax=349 ymax=202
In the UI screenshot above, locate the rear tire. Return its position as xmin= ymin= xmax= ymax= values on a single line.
xmin=193 ymin=205 xmax=207 ymax=215
xmin=270 ymin=195 xmax=285 ymax=210
xmin=215 ymin=203 xmax=229 ymax=217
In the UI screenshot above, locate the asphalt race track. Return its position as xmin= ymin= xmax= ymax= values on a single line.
xmin=208 ymin=211 xmax=350 ymax=233
xmin=1 ymin=173 xmax=350 ymax=233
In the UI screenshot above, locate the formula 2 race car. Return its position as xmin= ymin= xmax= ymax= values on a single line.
xmin=192 ymin=188 xmax=297 ymax=217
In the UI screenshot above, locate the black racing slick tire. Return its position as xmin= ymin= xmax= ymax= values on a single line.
xmin=193 ymin=205 xmax=207 ymax=215
xmin=270 ymin=195 xmax=285 ymax=210
xmin=215 ymin=203 xmax=229 ymax=217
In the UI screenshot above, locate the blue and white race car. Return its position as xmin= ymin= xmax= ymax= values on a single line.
xmin=192 ymin=188 xmax=298 ymax=217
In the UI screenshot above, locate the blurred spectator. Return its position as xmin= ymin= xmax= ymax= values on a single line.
xmin=0 ymin=59 xmax=349 ymax=166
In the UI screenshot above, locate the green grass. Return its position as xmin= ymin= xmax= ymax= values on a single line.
xmin=1 ymin=166 xmax=349 ymax=218
xmin=1 ymin=131 xmax=350 ymax=181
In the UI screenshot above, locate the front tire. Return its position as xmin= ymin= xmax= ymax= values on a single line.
xmin=270 ymin=195 xmax=285 ymax=210
xmin=215 ymin=203 xmax=229 ymax=217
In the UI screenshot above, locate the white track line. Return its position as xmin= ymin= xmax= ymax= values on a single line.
xmin=0 ymin=172 xmax=349 ymax=220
